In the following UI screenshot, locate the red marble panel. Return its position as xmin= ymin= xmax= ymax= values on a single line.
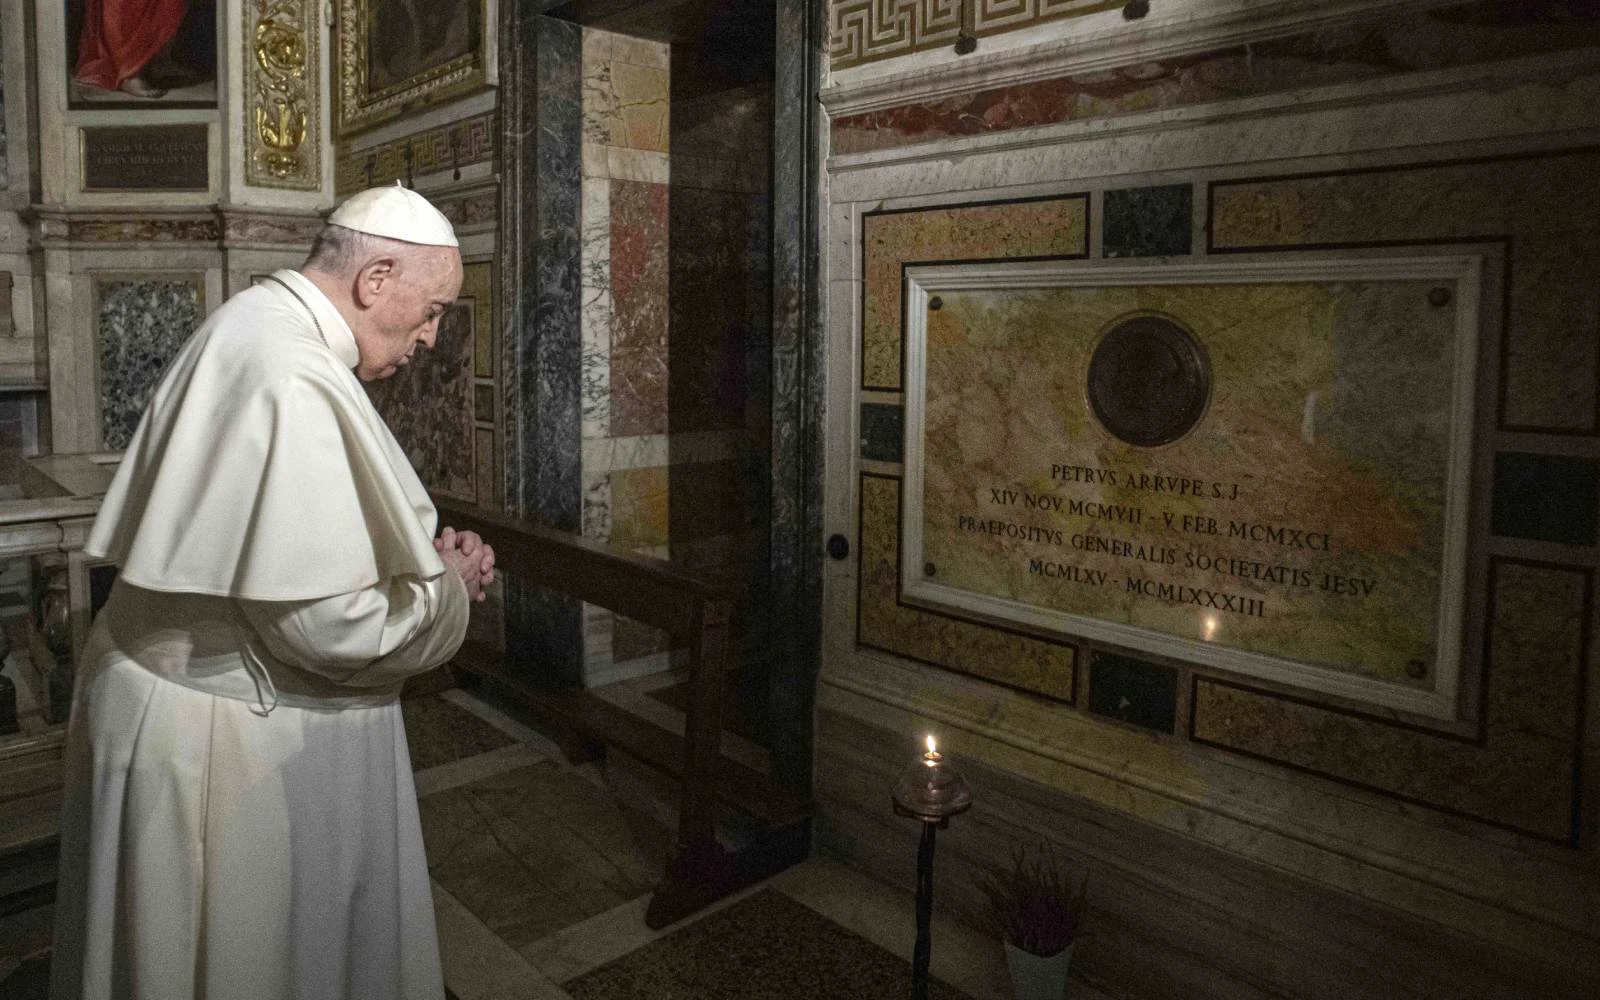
xmin=610 ymin=179 xmax=670 ymax=437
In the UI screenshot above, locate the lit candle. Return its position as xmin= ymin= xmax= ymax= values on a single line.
xmin=892 ymin=730 xmax=973 ymax=1000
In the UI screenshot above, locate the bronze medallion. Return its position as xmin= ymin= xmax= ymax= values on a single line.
xmin=1087 ymin=314 xmax=1211 ymax=447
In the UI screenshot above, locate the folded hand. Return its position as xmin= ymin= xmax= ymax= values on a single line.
xmin=435 ymin=527 xmax=496 ymax=602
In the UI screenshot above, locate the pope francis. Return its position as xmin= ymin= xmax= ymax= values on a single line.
xmin=49 ymin=185 xmax=496 ymax=1000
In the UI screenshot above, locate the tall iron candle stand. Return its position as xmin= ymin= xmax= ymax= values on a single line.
xmin=892 ymin=735 xmax=973 ymax=1000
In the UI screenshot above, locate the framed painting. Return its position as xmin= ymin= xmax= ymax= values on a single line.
xmin=335 ymin=0 xmax=495 ymax=137
xmin=66 ymin=0 xmax=219 ymax=109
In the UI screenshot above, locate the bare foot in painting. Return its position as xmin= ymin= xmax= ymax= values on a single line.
xmin=118 ymin=74 xmax=167 ymax=99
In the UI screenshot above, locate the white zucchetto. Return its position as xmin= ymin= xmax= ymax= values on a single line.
xmin=326 ymin=181 xmax=459 ymax=248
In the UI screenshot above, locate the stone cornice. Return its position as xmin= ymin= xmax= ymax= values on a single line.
xmin=825 ymin=47 xmax=1600 ymax=178
xmin=26 ymin=204 xmax=326 ymax=249
xmin=821 ymin=0 xmax=1457 ymax=117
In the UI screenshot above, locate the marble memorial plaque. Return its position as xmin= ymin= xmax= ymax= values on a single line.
xmin=901 ymin=258 xmax=1481 ymax=718
xmin=82 ymin=125 xmax=209 ymax=191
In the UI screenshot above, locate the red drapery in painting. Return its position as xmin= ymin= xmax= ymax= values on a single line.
xmin=75 ymin=0 xmax=189 ymax=91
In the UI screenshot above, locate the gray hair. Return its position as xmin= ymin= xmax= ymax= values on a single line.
xmin=303 ymin=224 xmax=423 ymax=276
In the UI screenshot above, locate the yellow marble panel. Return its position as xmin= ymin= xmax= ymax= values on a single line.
xmin=859 ymin=474 xmax=1076 ymax=701
xmin=610 ymin=466 xmax=670 ymax=551
xmin=920 ymin=278 xmax=1458 ymax=684
xmin=1210 ymin=150 xmax=1600 ymax=432
xmin=612 ymin=62 xmax=669 ymax=153
xmin=460 ymin=261 xmax=494 ymax=379
xmin=862 ymin=197 xmax=1087 ymax=390
xmin=1193 ymin=560 xmax=1588 ymax=843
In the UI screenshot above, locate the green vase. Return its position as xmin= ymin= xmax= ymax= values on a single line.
xmin=1004 ymin=940 xmax=1074 ymax=1000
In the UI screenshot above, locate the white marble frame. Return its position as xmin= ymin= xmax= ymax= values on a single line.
xmin=47 ymin=252 xmax=224 ymax=453
xmin=31 ymin=1 xmax=223 ymax=207
xmin=898 ymin=256 xmax=1482 ymax=720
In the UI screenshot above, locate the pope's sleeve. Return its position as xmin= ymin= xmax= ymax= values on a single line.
xmin=236 ymin=570 xmax=470 ymax=687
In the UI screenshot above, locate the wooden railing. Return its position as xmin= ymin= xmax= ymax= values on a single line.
xmin=432 ymin=498 xmax=810 ymax=928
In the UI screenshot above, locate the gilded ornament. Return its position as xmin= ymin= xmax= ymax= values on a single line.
xmin=256 ymin=22 xmax=306 ymax=78
xmin=247 ymin=0 xmax=320 ymax=190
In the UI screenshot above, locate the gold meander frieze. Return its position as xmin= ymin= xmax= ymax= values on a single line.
xmin=828 ymin=0 xmax=1119 ymax=69
xmin=247 ymin=0 xmax=320 ymax=190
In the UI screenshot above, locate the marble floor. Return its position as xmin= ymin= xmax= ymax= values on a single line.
xmin=411 ymin=686 xmax=1118 ymax=1000
xmin=0 ymin=685 xmax=1114 ymax=999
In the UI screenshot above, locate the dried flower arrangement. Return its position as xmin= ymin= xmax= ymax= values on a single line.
xmin=981 ymin=843 xmax=1088 ymax=958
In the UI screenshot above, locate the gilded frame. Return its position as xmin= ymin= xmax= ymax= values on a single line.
xmin=334 ymin=0 xmax=496 ymax=138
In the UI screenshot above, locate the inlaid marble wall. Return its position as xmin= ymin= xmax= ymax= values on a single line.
xmin=818 ymin=2 xmax=1600 ymax=997
xmin=573 ymin=27 xmax=777 ymax=684
xmin=367 ymin=260 xmax=497 ymax=508
xmin=95 ymin=278 xmax=202 ymax=450
xmin=579 ymin=28 xmax=675 ymax=684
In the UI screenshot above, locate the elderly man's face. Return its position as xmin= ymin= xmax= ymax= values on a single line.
xmin=356 ymin=247 xmax=464 ymax=381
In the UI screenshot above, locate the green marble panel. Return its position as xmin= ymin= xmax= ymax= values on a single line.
xmin=97 ymin=278 xmax=201 ymax=451
xmin=1103 ymin=184 xmax=1192 ymax=258
xmin=1089 ymin=652 xmax=1177 ymax=733
xmin=1492 ymin=451 xmax=1598 ymax=546
xmin=859 ymin=402 xmax=903 ymax=463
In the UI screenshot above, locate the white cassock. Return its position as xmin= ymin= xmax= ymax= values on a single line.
xmin=50 ymin=269 xmax=467 ymax=1000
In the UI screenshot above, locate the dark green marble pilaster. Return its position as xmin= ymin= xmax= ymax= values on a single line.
xmin=766 ymin=0 xmax=827 ymax=795
xmin=502 ymin=12 xmax=585 ymax=685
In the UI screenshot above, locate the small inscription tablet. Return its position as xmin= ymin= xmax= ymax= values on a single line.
xmin=82 ymin=126 xmax=209 ymax=192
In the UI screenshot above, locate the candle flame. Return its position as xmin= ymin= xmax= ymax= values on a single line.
xmin=925 ymin=734 xmax=936 ymax=755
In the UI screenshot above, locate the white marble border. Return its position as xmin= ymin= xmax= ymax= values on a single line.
xmin=898 ymin=256 xmax=1480 ymax=719
xmin=31 ymin=1 xmax=222 ymax=207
